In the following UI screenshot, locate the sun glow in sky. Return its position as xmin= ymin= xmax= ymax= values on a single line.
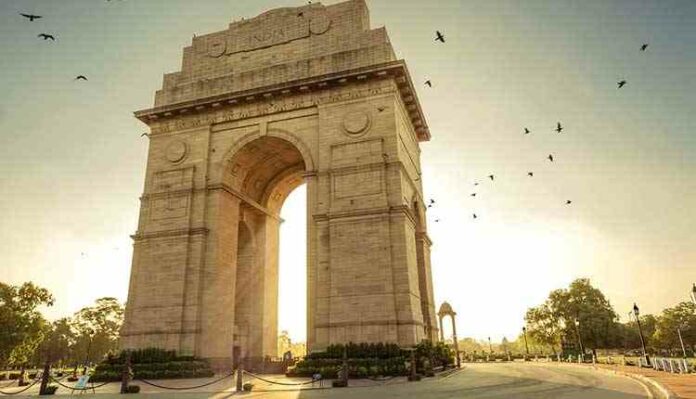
xmin=1 ymin=0 xmax=695 ymax=345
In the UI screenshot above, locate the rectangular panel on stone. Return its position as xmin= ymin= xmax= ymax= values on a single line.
xmin=152 ymin=167 xmax=194 ymax=193
xmin=332 ymin=169 xmax=383 ymax=199
xmin=151 ymin=193 xmax=190 ymax=221
xmin=330 ymin=138 xmax=383 ymax=168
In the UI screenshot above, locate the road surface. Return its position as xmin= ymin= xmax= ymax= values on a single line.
xmin=5 ymin=362 xmax=655 ymax=398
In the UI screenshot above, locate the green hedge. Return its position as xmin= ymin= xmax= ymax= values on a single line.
xmin=91 ymin=348 xmax=214 ymax=382
xmin=289 ymin=340 xmax=453 ymax=378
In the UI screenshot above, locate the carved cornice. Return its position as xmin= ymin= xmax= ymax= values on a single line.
xmin=134 ymin=60 xmax=430 ymax=141
xmin=131 ymin=227 xmax=209 ymax=241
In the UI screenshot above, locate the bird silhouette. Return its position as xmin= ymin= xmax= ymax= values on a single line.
xmin=524 ymin=127 xmax=530 ymax=135
xmin=640 ymin=43 xmax=648 ymax=51
xmin=75 ymin=75 xmax=88 ymax=81
xmin=528 ymin=172 xmax=534 ymax=177
xmin=566 ymin=200 xmax=572 ymax=205
xmin=140 ymin=132 xmax=150 ymax=137
xmin=474 ymin=182 xmax=479 ymax=186
xmin=38 ymin=33 xmax=55 ymax=41
xmin=429 ymin=199 xmax=435 ymax=205
xmin=297 ymin=11 xmax=304 ymax=17
xmin=377 ymin=106 xmax=386 ymax=112
xmin=435 ymin=31 xmax=445 ymax=43
xmin=20 ymin=13 xmax=42 ymax=21
xmin=617 ymin=80 xmax=627 ymax=89
xmin=472 ymin=213 xmax=477 ymax=219
xmin=470 ymin=193 xmax=476 ymax=197
xmin=548 ymin=154 xmax=554 ymax=162
xmin=555 ymin=122 xmax=563 ymax=133
xmin=488 ymin=175 xmax=495 ymax=181
xmin=424 ymin=80 xmax=432 ymax=88
xmin=434 ymin=218 xmax=441 ymax=223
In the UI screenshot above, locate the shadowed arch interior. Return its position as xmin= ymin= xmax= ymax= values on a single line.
xmin=228 ymin=136 xmax=307 ymax=367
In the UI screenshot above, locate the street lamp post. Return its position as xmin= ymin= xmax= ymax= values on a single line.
xmin=488 ymin=337 xmax=492 ymax=354
xmin=522 ymin=327 xmax=530 ymax=359
xmin=633 ymin=303 xmax=650 ymax=367
xmin=573 ymin=317 xmax=585 ymax=362
xmin=691 ymin=283 xmax=696 ymax=305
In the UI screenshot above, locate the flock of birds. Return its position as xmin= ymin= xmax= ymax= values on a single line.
xmin=18 ymin=12 xmax=89 ymax=81
xmin=424 ymin=30 xmax=650 ymax=222
xmin=17 ymin=9 xmax=650 ymax=224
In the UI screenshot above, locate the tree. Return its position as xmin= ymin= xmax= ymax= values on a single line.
xmin=36 ymin=318 xmax=76 ymax=366
xmin=652 ymin=302 xmax=696 ymax=356
xmin=71 ymin=297 xmax=124 ymax=364
xmin=547 ymin=279 xmax=619 ymax=355
xmin=525 ymin=302 xmax=563 ymax=354
xmin=0 ymin=282 xmax=54 ymax=368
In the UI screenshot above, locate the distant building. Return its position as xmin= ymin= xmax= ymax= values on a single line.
xmin=277 ymin=331 xmax=307 ymax=359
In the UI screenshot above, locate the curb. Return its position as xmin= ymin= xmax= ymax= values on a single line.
xmin=561 ymin=363 xmax=677 ymax=399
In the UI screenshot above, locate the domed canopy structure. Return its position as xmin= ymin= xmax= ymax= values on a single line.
xmin=438 ymin=301 xmax=456 ymax=317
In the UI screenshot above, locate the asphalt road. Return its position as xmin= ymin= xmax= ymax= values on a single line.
xmin=241 ymin=363 xmax=653 ymax=399
xmin=5 ymin=362 xmax=654 ymax=398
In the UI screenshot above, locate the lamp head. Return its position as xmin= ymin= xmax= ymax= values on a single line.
xmin=633 ymin=303 xmax=640 ymax=317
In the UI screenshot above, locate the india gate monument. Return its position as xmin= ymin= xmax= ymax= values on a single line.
xmin=121 ymin=0 xmax=438 ymax=369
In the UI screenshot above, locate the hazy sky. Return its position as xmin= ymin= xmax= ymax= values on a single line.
xmin=1 ymin=0 xmax=694 ymax=344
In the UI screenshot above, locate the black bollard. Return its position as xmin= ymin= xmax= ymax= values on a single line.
xmin=120 ymin=351 xmax=132 ymax=394
xmin=39 ymin=360 xmax=51 ymax=395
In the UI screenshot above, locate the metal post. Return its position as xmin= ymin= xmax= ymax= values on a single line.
xmin=236 ymin=368 xmax=243 ymax=392
xmin=120 ymin=351 xmax=131 ymax=394
xmin=339 ymin=345 xmax=349 ymax=386
xmin=678 ymin=327 xmax=688 ymax=359
xmin=39 ymin=360 xmax=50 ymax=395
xmin=635 ymin=313 xmax=649 ymax=366
xmin=522 ymin=327 xmax=530 ymax=359
xmin=574 ymin=318 xmax=585 ymax=362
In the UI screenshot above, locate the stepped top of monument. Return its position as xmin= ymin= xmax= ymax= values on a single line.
xmin=137 ymin=0 xmax=430 ymax=141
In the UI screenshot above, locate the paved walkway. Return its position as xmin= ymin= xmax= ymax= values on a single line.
xmin=594 ymin=363 xmax=696 ymax=398
xmin=0 ymin=363 xmax=653 ymax=398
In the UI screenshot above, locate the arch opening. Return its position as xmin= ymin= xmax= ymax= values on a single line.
xmin=227 ymin=136 xmax=308 ymax=369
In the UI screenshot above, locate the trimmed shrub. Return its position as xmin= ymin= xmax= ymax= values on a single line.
xmin=243 ymin=382 xmax=254 ymax=391
xmin=91 ymin=349 xmax=214 ymax=382
xmin=43 ymin=385 xmax=59 ymax=395
xmin=126 ymin=385 xmax=140 ymax=394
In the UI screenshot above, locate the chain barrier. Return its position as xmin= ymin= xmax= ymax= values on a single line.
xmin=0 ymin=378 xmax=40 ymax=396
xmin=242 ymin=370 xmax=322 ymax=386
xmin=49 ymin=376 xmax=111 ymax=391
xmin=0 ymin=381 xmax=16 ymax=389
xmin=366 ymin=375 xmax=397 ymax=382
xmin=136 ymin=369 xmax=236 ymax=390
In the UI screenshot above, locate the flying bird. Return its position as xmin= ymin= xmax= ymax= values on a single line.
xmin=377 ymin=106 xmax=386 ymax=112
xmin=75 ymin=75 xmax=88 ymax=81
xmin=617 ymin=80 xmax=627 ymax=89
xmin=38 ymin=33 xmax=55 ymax=41
xmin=435 ymin=31 xmax=445 ymax=43
xmin=140 ymin=132 xmax=150 ymax=137
xmin=429 ymin=199 xmax=435 ymax=205
xmin=472 ymin=213 xmax=477 ymax=219
xmin=297 ymin=11 xmax=304 ymax=17
xmin=488 ymin=175 xmax=494 ymax=181
xmin=640 ymin=43 xmax=648 ymax=51
xmin=474 ymin=182 xmax=479 ymax=186
xmin=566 ymin=200 xmax=572 ymax=205
xmin=434 ymin=218 xmax=441 ymax=223
xmin=555 ymin=122 xmax=563 ymax=133
xmin=548 ymin=154 xmax=554 ymax=162
xmin=470 ymin=193 xmax=476 ymax=197
xmin=424 ymin=80 xmax=432 ymax=88
xmin=524 ymin=127 xmax=530 ymax=135
xmin=20 ymin=13 xmax=42 ymax=21
xmin=528 ymin=172 xmax=534 ymax=177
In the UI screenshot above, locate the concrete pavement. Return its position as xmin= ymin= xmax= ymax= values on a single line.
xmin=1 ymin=362 xmax=656 ymax=398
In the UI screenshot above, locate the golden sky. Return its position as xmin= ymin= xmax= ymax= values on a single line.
xmin=1 ymin=0 xmax=694 ymax=343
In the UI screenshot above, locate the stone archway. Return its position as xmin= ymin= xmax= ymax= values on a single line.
xmin=121 ymin=0 xmax=439 ymax=370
